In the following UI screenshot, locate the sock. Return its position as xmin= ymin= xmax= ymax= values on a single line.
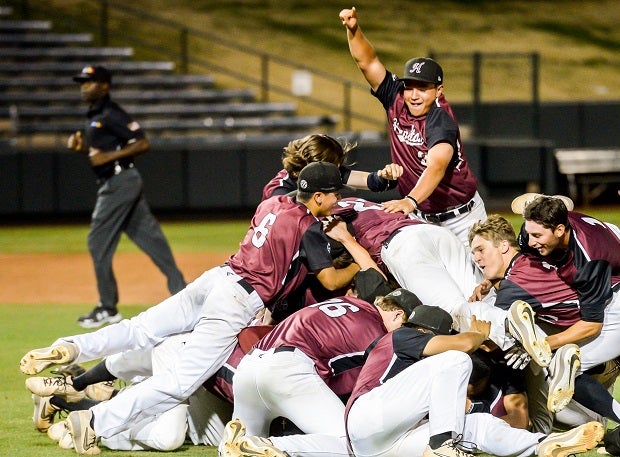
xmin=71 ymin=360 xmax=115 ymax=391
xmin=50 ymin=396 xmax=99 ymax=412
xmin=573 ymin=373 xmax=620 ymax=423
xmin=429 ymin=432 xmax=453 ymax=449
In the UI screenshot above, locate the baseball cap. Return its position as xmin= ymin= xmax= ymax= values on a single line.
xmin=297 ymin=161 xmax=355 ymax=194
xmin=408 ymin=304 xmax=454 ymax=335
xmin=384 ymin=288 xmax=423 ymax=318
xmin=353 ymin=268 xmax=393 ymax=304
xmin=73 ymin=65 xmax=112 ymax=84
xmin=400 ymin=57 xmax=443 ymax=85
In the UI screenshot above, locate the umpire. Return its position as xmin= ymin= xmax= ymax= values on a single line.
xmin=67 ymin=65 xmax=186 ymax=328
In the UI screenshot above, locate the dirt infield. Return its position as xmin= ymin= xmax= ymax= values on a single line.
xmin=0 ymin=252 xmax=230 ymax=305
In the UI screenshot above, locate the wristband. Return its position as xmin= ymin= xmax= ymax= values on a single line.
xmin=405 ymin=195 xmax=418 ymax=209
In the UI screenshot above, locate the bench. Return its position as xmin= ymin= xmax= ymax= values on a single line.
xmin=0 ymin=33 xmax=93 ymax=45
xmin=0 ymin=60 xmax=175 ymax=74
xmin=554 ymin=148 xmax=620 ymax=205
xmin=13 ymin=114 xmax=338 ymax=135
xmin=0 ymin=88 xmax=256 ymax=104
xmin=0 ymin=73 xmax=215 ymax=89
xmin=0 ymin=20 xmax=52 ymax=31
xmin=0 ymin=46 xmax=134 ymax=59
xmin=2 ymin=102 xmax=297 ymax=119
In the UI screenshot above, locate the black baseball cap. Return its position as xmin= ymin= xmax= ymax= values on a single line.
xmin=400 ymin=57 xmax=443 ymax=85
xmin=408 ymin=304 xmax=453 ymax=335
xmin=384 ymin=288 xmax=423 ymax=318
xmin=354 ymin=268 xmax=393 ymax=304
xmin=297 ymin=161 xmax=355 ymax=194
xmin=73 ymin=65 xmax=112 ymax=84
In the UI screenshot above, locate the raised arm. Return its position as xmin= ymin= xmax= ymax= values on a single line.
xmin=339 ymin=7 xmax=387 ymax=92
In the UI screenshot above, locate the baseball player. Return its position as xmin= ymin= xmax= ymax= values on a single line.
xmin=339 ymin=7 xmax=487 ymax=246
xmin=219 ymin=308 xmax=603 ymax=457
xmin=469 ymin=212 xmax=620 ymax=434
xmin=19 ymin=161 xmax=379 ymax=455
xmin=68 ymin=65 xmax=186 ymax=328
xmin=262 ymin=133 xmax=403 ymax=200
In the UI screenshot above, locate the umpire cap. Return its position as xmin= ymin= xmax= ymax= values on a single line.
xmin=73 ymin=65 xmax=112 ymax=84
xmin=408 ymin=305 xmax=454 ymax=335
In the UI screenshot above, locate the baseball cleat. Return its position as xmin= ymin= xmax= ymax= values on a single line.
xmin=20 ymin=342 xmax=78 ymax=375
xmin=47 ymin=420 xmax=69 ymax=442
xmin=219 ymin=419 xmax=247 ymax=457
xmin=32 ymin=394 xmax=60 ymax=432
xmin=26 ymin=376 xmax=85 ymax=403
xmin=66 ymin=409 xmax=100 ymax=455
xmin=237 ymin=435 xmax=287 ymax=457
xmin=511 ymin=193 xmax=574 ymax=215
xmin=77 ymin=306 xmax=122 ymax=329
xmin=547 ymin=344 xmax=581 ymax=413
xmin=506 ymin=300 xmax=551 ymax=367
xmin=85 ymin=380 xmax=116 ymax=402
xmin=422 ymin=439 xmax=474 ymax=457
xmin=536 ymin=421 xmax=604 ymax=457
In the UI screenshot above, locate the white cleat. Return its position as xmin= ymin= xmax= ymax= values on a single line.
xmin=219 ymin=418 xmax=247 ymax=457
xmin=536 ymin=421 xmax=604 ymax=457
xmin=547 ymin=344 xmax=581 ymax=413
xmin=20 ymin=343 xmax=78 ymax=375
xmin=507 ymin=300 xmax=551 ymax=367
xmin=511 ymin=192 xmax=574 ymax=215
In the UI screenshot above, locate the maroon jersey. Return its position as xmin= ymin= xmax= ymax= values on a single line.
xmin=372 ymin=71 xmax=478 ymax=212
xmin=331 ymin=197 xmax=424 ymax=273
xmin=227 ymin=195 xmax=333 ymax=310
xmin=519 ymin=212 xmax=620 ymax=320
xmin=495 ymin=254 xmax=583 ymax=327
xmin=256 ymin=296 xmax=388 ymax=396
xmin=345 ymin=327 xmax=433 ymax=418
xmin=205 ymin=325 xmax=273 ymax=403
xmin=261 ymin=169 xmax=294 ymax=201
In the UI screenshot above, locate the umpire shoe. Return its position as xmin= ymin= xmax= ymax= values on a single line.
xmin=32 ymin=394 xmax=60 ymax=432
xmin=26 ymin=376 xmax=85 ymax=403
xmin=219 ymin=419 xmax=247 ymax=457
xmin=67 ymin=410 xmax=100 ymax=455
xmin=20 ymin=342 xmax=78 ymax=375
xmin=77 ymin=305 xmax=122 ymax=329
xmin=536 ymin=421 xmax=604 ymax=457
xmin=506 ymin=300 xmax=552 ymax=367
xmin=547 ymin=344 xmax=581 ymax=413
xmin=422 ymin=439 xmax=474 ymax=457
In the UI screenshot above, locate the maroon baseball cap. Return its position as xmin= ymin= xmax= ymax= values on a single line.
xmin=73 ymin=65 xmax=112 ymax=84
xmin=400 ymin=57 xmax=443 ymax=85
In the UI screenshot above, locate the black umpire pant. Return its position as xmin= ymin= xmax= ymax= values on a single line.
xmin=88 ymin=167 xmax=186 ymax=310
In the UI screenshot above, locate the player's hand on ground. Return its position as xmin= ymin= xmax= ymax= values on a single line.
xmin=504 ymin=345 xmax=531 ymax=370
xmin=469 ymin=279 xmax=493 ymax=301
xmin=469 ymin=315 xmax=491 ymax=340
xmin=377 ymin=163 xmax=403 ymax=181
xmin=339 ymin=7 xmax=358 ymax=31
xmin=383 ymin=198 xmax=415 ymax=215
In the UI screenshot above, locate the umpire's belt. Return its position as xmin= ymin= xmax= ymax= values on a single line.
xmin=96 ymin=162 xmax=134 ymax=184
xmin=219 ymin=264 xmax=255 ymax=295
xmin=415 ymin=198 xmax=475 ymax=224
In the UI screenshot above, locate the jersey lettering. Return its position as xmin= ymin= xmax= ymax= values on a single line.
xmin=251 ymin=212 xmax=277 ymax=248
xmin=336 ymin=199 xmax=383 ymax=212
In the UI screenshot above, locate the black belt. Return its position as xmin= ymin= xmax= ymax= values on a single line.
xmin=273 ymin=346 xmax=296 ymax=353
xmin=382 ymin=228 xmax=403 ymax=249
xmin=96 ymin=162 xmax=134 ymax=184
xmin=220 ymin=265 xmax=255 ymax=295
xmin=416 ymin=199 xmax=475 ymax=224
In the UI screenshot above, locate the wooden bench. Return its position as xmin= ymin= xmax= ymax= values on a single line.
xmin=0 ymin=60 xmax=175 ymax=74
xmin=0 ymin=46 xmax=134 ymax=59
xmin=554 ymin=148 xmax=620 ymax=205
xmin=0 ymin=33 xmax=93 ymax=45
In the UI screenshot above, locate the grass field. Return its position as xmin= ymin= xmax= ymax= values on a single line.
xmin=1 ymin=209 xmax=619 ymax=456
